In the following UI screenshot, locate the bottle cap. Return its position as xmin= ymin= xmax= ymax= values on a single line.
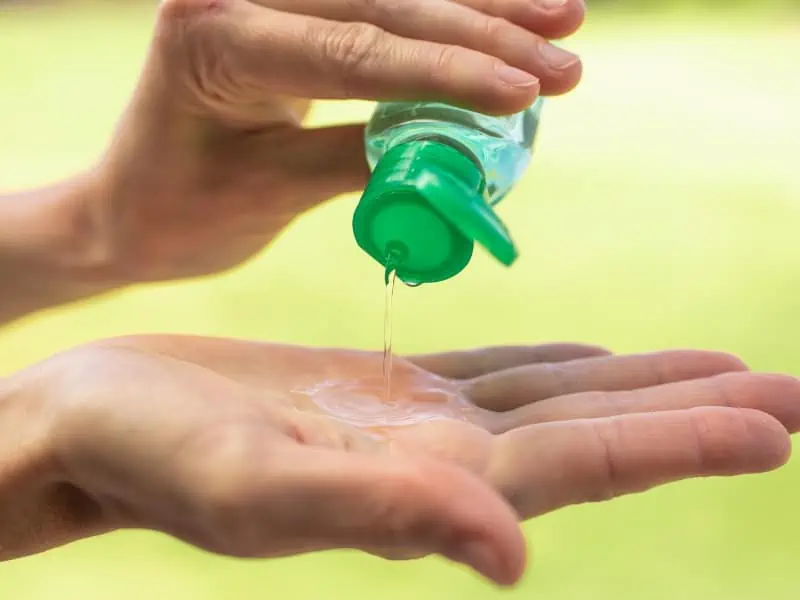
xmin=352 ymin=141 xmax=518 ymax=284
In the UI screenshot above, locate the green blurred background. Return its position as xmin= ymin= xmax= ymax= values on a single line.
xmin=1 ymin=0 xmax=799 ymax=598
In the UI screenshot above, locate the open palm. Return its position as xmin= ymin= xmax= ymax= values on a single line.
xmin=10 ymin=335 xmax=796 ymax=585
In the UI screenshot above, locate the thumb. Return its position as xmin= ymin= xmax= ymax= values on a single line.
xmin=270 ymin=446 xmax=527 ymax=586
xmin=262 ymin=123 xmax=370 ymax=204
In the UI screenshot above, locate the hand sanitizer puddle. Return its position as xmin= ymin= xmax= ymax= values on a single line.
xmin=293 ymin=376 xmax=472 ymax=431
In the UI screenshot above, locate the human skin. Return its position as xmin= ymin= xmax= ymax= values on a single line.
xmin=0 ymin=0 xmax=584 ymax=325
xmin=0 ymin=336 xmax=796 ymax=585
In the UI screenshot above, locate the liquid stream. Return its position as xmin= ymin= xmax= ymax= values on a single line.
xmin=291 ymin=261 xmax=474 ymax=432
xmin=383 ymin=267 xmax=397 ymax=403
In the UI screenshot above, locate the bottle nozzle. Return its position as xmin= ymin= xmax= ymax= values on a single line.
xmin=353 ymin=141 xmax=517 ymax=284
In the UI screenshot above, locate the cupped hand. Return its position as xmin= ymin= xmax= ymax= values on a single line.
xmin=81 ymin=0 xmax=584 ymax=283
xmin=3 ymin=336 xmax=796 ymax=586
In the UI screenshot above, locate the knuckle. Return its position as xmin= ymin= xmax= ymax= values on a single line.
xmin=320 ymin=22 xmax=384 ymax=95
xmin=688 ymin=405 xmax=790 ymax=471
xmin=159 ymin=9 xmax=246 ymax=115
xmin=427 ymin=44 xmax=468 ymax=92
xmin=647 ymin=353 xmax=674 ymax=386
xmin=685 ymin=408 xmax=716 ymax=471
xmin=584 ymin=418 xmax=624 ymax=503
xmin=432 ymin=44 xmax=461 ymax=74
xmin=684 ymin=406 xmax=749 ymax=471
xmin=710 ymin=372 xmax=747 ymax=408
xmin=481 ymin=16 xmax=508 ymax=40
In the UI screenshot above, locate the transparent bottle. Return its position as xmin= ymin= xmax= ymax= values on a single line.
xmin=352 ymin=98 xmax=543 ymax=285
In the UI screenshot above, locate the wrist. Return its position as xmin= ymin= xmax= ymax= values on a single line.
xmin=0 ymin=169 xmax=123 ymax=322
xmin=0 ymin=168 xmax=120 ymax=280
xmin=0 ymin=373 xmax=62 ymax=560
xmin=0 ymin=373 xmax=56 ymax=478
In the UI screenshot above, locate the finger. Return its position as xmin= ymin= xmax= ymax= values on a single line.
xmin=467 ymin=350 xmax=747 ymax=412
xmin=488 ymin=407 xmax=792 ymax=519
xmin=159 ymin=0 xmax=541 ymax=115
xmin=408 ymin=343 xmax=611 ymax=379
xmin=214 ymin=445 xmax=527 ymax=585
xmin=250 ymin=0 xmax=581 ymax=96
xmin=454 ymin=0 xmax=586 ymax=40
xmin=493 ymin=371 xmax=800 ymax=434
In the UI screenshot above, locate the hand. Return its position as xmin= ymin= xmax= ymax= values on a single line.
xmin=0 ymin=0 xmax=584 ymax=324
xmin=2 ymin=336 xmax=797 ymax=585
xmin=78 ymin=0 xmax=584 ymax=283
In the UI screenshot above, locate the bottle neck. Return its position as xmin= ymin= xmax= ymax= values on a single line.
xmin=375 ymin=140 xmax=486 ymax=197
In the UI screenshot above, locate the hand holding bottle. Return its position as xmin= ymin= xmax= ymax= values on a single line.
xmin=1 ymin=335 xmax=796 ymax=585
xmin=1 ymin=0 xmax=586 ymax=324
xmin=100 ymin=0 xmax=585 ymax=279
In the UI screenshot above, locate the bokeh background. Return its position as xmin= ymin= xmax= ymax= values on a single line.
xmin=1 ymin=0 xmax=799 ymax=598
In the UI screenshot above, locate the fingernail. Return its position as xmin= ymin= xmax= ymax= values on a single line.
xmin=446 ymin=539 xmax=500 ymax=582
xmin=494 ymin=63 xmax=539 ymax=88
xmin=539 ymin=43 xmax=580 ymax=70
xmin=536 ymin=0 xmax=568 ymax=9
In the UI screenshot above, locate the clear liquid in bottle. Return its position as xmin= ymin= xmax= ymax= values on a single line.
xmin=365 ymin=99 xmax=543 ymax=206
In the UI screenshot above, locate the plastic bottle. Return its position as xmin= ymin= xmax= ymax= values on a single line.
xmin=352 ymin=98 xmax=543 ymax=285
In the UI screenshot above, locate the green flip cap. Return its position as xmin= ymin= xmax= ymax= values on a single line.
xmin=352 ymin=141 xmax=518 ymax=285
